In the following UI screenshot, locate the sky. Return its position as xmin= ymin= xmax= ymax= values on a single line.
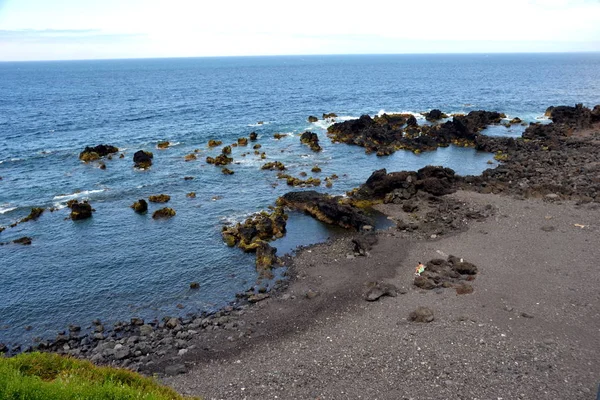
xmin=0 ymin=0 xmax=599 ymax=61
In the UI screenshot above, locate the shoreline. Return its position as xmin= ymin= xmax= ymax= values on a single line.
xmin=164 ymin=191 xmax=600 ymax=399
xmin=2 ymin=103 xmax=599 ymax=397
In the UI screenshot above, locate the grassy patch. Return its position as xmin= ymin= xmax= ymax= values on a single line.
xmin=0 ymin=352 xmax=198 ymax=400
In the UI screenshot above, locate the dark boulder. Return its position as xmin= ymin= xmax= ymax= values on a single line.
xmin=547 ymin=103 xmax=592 ymax=128
xmin=364 ymin=282 xmax=399 ymax=301
xmin=300 ymin=131 xmax=322 ymax=151
xmin=68 ymin=200 xmax=93 ymax=220
xmin=409 ymin=307 xmax=434 ymax=323
xmin=353 ymin=169 xmax=417 ymax=200
xmin=148 ymin=194 xmax=170 ymax=203
xmin=19 ymin=207 xmax=45 ymax=224
xmin=131 ymin=199 xmax=148 ymax=213
xmin=152 ymin=207 xmax=176 ymax=219
xmin=352 ymin=232 xmax=378 ymax=256
xmin=424 ymin=109 xmax=447 ymax=121
xmin=308 ymin=116 xmax=318 ymax=123
xmin=79 ymin=144 xmax=119 ymax=162
xmin=13 ymin=237 xmax=32 ymax=245
xmin=133 ymin=150 xmax=153 ymax=169
xmin=249 ymin=132 xmax=258 ymax=141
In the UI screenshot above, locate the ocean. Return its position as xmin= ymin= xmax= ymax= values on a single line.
xmin=1 ymin=53 xmax=599 ymax=348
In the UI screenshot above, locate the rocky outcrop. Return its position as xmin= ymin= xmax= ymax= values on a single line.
xmin=131 ymin=199 xmax=148 ymax=213
xmin=328 ymin=110 xmax=505 ymax=155
xmin=300 ymin=131 xmax=322 ymax=152
xmin=261 ymin=161 xmax=286 ymax=171
xmin=413 ymin=256 xmax=477 ymax=295
xmin=79 ymin=145 xmax=119 ymax=162
xmin=152 ymin=208 xmax=176 ymax=219
xmin=17 ymin=207 xmax=45 ymax=225
xmin=157 ymin=141 xmax=170 ymax=149
xmin=148 ymin=194 xmax=170 ymax=203
xmin=277 ymin=191 xmax=373 ymax=230
xmin=352 ymin=166 xmax=458 ymax=201
xmin=249 ymin=132 xmax=258 ymax=141
xmin=424 ymin=109 xmax=448 ymax=121
xmin=462 ymin=104 xmax=600 ymax=202
xmin=276 ymin=173 xmax=321 ymax=187
xmin=206 ymin=154 xmax=233 ymax=166
xmin=133 ymin=151 xmax=153 ymax=169
xmin=308 ymin=116 xmax=318 ymax=123
xmin=208 ymin=139 xmax=222 ymax=147
xmin=68 ymin=200 xmax=94 ymax=220
xmin=221 ymin=208 xmax=287 ymax=252
xmin=546 ymin=103 xmax=593 ymax=129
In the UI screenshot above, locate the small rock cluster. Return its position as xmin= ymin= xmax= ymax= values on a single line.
xmin=414 ymin=255 xmax=478 ymax=295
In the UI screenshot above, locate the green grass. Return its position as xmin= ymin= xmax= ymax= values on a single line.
xmin=0 ymin=352 xmax=198 ymax=400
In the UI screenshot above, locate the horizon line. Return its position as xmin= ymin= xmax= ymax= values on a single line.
xmin=1 ymin=50 xmax=599 ymax=63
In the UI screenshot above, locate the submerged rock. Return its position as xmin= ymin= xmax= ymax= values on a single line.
xmin=130 ymin=199 xmax=148 ymax=213
xmin=12 ymin=237 xmax=32 ymax=245
xmin=79 ymin=144 xmax=119 ymax=162
xmin=308 ymin=115 xmax=318 ymax=123
xmin=133 ymin=150 xmax=153 ymax=169
xmin=208 ymin=139 xmax=222 ymax=147
xmin=157 ymin=141 xmax=170 ymax=149
xmin=19 ymin=207 xmax=45 ymax=224
xmin=249 ymin=132 xmax=258 ymax=141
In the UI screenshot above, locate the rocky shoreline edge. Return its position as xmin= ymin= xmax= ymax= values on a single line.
xmin=1 ymin=103 xmax=599 ymax=380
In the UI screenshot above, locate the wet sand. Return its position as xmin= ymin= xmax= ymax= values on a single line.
xmin=164 ymin=191 xmax=600 ymax=399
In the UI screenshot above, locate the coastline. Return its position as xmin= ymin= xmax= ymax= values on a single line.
xmin=164 ymin=191 xmax=600 ymax=399
xmin=2 ymin=103 xmax=599 ymax=398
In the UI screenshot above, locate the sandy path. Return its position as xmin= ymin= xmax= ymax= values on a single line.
xmin=165 ymin=192 xmax=600 ymax=399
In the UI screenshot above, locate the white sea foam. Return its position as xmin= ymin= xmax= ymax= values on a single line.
xmin=376 ymin=109 xmax=425 ymax=120
xmin=311 ymin=115 xmax=359 ymax=130
xmin=0 ymin=206 xmax=17 ymax=214
xmin=52 ymin=189 xmax=106 ymax=201
xmin=248 ymin=121 xmax=271 ymax=127
xmin=0 ymin=158 xmax=23 ymax=165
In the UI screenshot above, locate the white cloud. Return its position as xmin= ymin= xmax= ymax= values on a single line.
xmin=0 ymin=0 xmax=598 ymax=60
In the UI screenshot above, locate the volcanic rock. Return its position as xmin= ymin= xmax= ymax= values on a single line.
xmin=79 ymin=144 xmax=119 ymax=162
xmin=148 ymin=194 xmax=170 ymax=203
xmin=152 ymin=208 xmax=176 ymax=219
xmin=277 ymin=191 xmax=373 ymax=230
xmin=131 ymin=199 xmax=148 ymax=213
xmin=133 ymin=150 xmax=153 ymax=169
xmin=68 ymin=200 xmax=93 ymax=220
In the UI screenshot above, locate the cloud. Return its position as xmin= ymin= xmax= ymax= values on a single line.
xmin=0 ymin=29 xmax=145 ymax=44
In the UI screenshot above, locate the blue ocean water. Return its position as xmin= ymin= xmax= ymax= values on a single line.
xmin=1 ymin=53 xmax=599 ymax=347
